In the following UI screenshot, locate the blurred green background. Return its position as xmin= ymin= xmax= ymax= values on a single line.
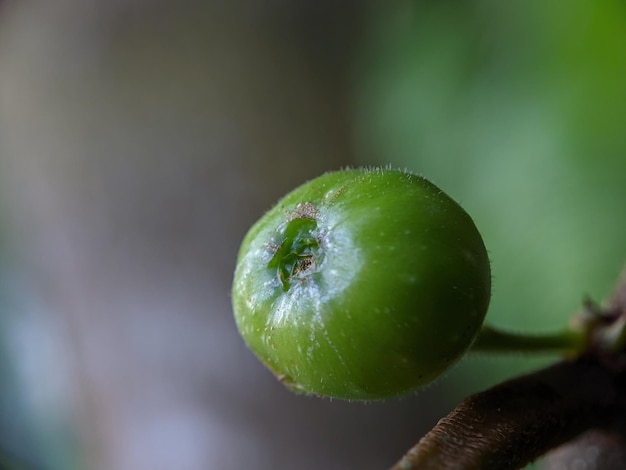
xmin=354 ymin=0 xmax=626 ymax=405
xmin=0 ymin=1 xmax=625 ymax=469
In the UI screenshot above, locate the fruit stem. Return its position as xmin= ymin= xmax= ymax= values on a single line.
xmin=471 ymin=324 xmax=586 ymax=356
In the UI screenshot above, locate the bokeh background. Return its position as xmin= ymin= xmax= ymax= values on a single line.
xmin=1 ymin=1 xmax=625 ymax=469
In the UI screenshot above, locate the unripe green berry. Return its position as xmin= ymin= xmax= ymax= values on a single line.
xmin=232 ymin=167 xmax=491 ymax=400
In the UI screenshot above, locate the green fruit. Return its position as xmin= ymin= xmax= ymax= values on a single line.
xmin=232 ymin=167 xmax=491 ymax=400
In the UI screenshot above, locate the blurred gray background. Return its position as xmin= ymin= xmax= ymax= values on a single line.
xmin=1 ymin=1 xmax=625 ymax=469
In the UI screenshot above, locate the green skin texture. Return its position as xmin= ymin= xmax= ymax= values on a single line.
xmin=232 ymin=168 xmax=491 ymax=400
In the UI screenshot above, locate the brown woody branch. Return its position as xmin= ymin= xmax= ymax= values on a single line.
xmin=391 ymin=355 xmax=626 ymax=470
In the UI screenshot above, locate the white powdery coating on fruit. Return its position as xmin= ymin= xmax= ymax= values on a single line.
xmin=237 ymin=202 xmax=365 ymax=388
xmin=270 ymin=211 xmax=362 ymax=371
xmin=308 ymin=214 xmax=362 ymax=370
xmin=239 ymin=241 xmax=278 ymax=304
xmin=316 ymin=209 xmax=363 ymax=311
